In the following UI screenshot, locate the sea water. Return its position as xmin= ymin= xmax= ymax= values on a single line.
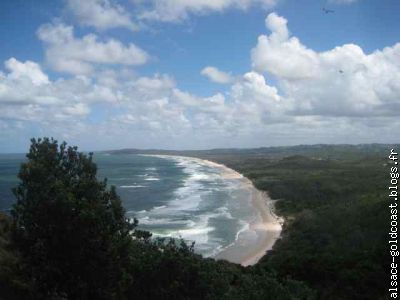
xmin=0 ymin=153 xmax=257 ymax=258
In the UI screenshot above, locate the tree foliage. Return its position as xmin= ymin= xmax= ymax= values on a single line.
xmin=0 ymin=138 xmax=318 ymax=299
xmin=11 ymin=138 xmax=135 ymax=299
xmin=201 ymin=152 xmax=389 ymax=300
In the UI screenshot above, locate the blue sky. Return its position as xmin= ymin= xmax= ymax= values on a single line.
xmin=0 ymin=0 xmax=399 ymax=152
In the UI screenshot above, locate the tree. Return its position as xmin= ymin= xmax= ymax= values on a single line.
xmin=7 ymin=138 xmax=317 ymax=299
xmin=0 ymin=212 xmax=31 ymax=299
xmin=12 ymin=138 xmax=134 ymax=299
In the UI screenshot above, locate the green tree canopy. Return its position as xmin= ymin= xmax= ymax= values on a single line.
xmin=12 ymin=138 xmax=135 ymax=299
xmin=5 ymin=138 xmax=316 ymax=300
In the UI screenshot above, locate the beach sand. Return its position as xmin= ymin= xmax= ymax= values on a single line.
xmin=199 ymin=159 xmax=283 ymax=266
xmin=142 ymin=154 xmax=283 ymax=266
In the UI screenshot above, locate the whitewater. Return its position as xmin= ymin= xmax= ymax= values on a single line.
xmin=0 ymin=152 xmax=282 ymax=264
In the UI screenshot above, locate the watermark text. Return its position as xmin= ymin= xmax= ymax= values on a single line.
xmin=389 ymin=148 xmax=399 ymax=298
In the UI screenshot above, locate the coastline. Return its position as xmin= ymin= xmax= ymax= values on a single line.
xmin=199 ymin=158 xmax=283 ymax=266
xmin=141 ymin=154 xmax=283 ymax=266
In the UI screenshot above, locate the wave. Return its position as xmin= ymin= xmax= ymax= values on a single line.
xmin=136 ymin=154 xmax=254 ymax=258
xmin=166 ymin=156 xmax=225 ymax=212
xmin=120 ymin=185 xmax=146 ymax=188
xmin=153 ymin=205 xmax=167 ymax=210
xmin=145 ymin=156 xmax=231 ymax=256
xmin=139 ymin=203 xmax=237 ymax=256
xmin=215 ymin=206 xmax=234 ymax=219
xmin=235 ymin=220 xmax=250 ymax=242
xmin=138 ymin=217 xmax=193 ymax=226
xmin=144 ymin=177 xmax=160 ymax=181
xmin=137 ymin=173 xmax=160 ymax=181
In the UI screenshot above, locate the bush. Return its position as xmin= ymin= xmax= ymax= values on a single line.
xmin=12 ymin=138 xmax=134 ymax=299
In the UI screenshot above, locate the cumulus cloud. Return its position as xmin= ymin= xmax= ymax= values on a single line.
xmin=1 ymin=11 xmax=399 ymax=151
xmin=0 ymin=54 xmax=285 ymax=147
xmin=228 ymin=71 xmax=284 ymax=127
xmin=251 ymin=12 xmax=400 ymax=117
xmin=37 ymin=23 xmax=149 ymax=75
xmin=251 ymin=13 xmax=319 ymax=79
xmin=231 ymin=71 xmax=280 ymax=104
xmin=0 ymin=58 xmax=115 ymax=115
xmin=201 ymin=66 xmax=233 ymax=84
xmin=0 ymin=59 xmax=190 ymax=135
xmin=67 ymin=0 xmax=138 ymax=31
xmin=4 ymin=58 xmax=49 ymax=86
xmin=138 ymin=0 xmax=278 ymax=23
xmin=62 ymin=103 xmax=91 ymax=116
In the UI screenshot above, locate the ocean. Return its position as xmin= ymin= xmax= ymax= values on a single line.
xmin=0 ymin=153 xmax=258 ymax=258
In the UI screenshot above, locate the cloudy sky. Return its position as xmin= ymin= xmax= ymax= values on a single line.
xmin=0 ymin=0 xmax=399 ymax=152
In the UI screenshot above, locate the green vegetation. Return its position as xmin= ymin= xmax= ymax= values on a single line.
xmin=0 ymin=213 xmax=30 ymax=299
xmin=0 ymin=138 xmax=315 ymax=299
xmin=11 ymin=138 xmax=136 ymax=299
xmin=0 ymin=140 xmax=393 ymax=299
xmin=194 ymin=149 xmax=392 ymax=300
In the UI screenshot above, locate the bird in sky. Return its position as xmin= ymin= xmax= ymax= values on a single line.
xmin=322 ymin=7 xmax=335 ymax=14
xmin=322 ymin=0 xmax=335 ymax=14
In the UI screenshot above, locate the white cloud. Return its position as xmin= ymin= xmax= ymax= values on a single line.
xmin=131 ymin=74 xmax=176 ymax=98
xmin=201 ymin=66 xmax=233 ymax=84
xmin=231 ymin=71 xmax=280 ymax=104
xmin=1 ymin=12 xmax=399 ymax=151
xmin=1 ymin=55 xmax=399 ymax=150
xmin=251 ymin=13 xmax=319 ymax=79
xmin=228 ymin=71 xmax=284 ymax=127
xmin=67 ymin=0 xmax=138 ymax=31
xmin=264 ymin=12 xmax=288 ymax=41
xmin=0 ymin=58 xmax=121 ymax=114
xmin=138 ymin=0 xmax=278 ymax=23
xmin=0 ymin=55 xmax=285 ymax=146
xmin=37 ymin=23 xmax=149 ymax=75
xmin=4 ymin=58 xmax=49 ymax=86
xmin=62 ymin=103 xmax=91 ymax=116
xmin=251 ymin=12 xmax=400 ymax=118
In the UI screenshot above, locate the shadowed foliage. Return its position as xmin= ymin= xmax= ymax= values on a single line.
xmin=192 ymin=149 xmax=391 ymax=300
xmin=11 ymin=138 xmax=135 ymax=299
xmin=0 ymin=138 xmax=315 ymax=299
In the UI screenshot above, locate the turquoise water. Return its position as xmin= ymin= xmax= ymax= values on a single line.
xmin=0 ymin=153 xmax=256 ymax=257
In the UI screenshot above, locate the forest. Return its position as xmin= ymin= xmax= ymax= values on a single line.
xmin=194 ymin=146 xmax=391 ymax=299
xmin=0 ymin=140 xmax=395 ymax=299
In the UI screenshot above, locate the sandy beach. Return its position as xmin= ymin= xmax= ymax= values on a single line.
xmin=145 ymin=154 xmax=283 ymax=266
xmin=199 ymin=158 xmax=283 ymax=266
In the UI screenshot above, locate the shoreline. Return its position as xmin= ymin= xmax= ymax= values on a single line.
xmin=200 ymin=158 xmax=283 ymax=266
xmin=141 ymin=154 xmax=283 ymax=266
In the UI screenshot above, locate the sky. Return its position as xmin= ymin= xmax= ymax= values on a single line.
xmin=0 ymin=0 xmax=399 ymax=152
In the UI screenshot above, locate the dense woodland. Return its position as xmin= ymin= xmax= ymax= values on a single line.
xmin=0 ymin=140 xmax=395 ymax=299
xmin=194 ymin=147 xmax=391 ymax=300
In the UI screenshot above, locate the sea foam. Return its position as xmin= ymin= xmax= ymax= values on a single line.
xmin=135 ymin=155 xmax=253 ymax=257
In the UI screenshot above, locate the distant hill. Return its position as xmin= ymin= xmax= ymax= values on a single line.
xmin=106 ymin=143 xmax=395 ymax=299
xmin=106 ymin=143 xmax=399 ymax=160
